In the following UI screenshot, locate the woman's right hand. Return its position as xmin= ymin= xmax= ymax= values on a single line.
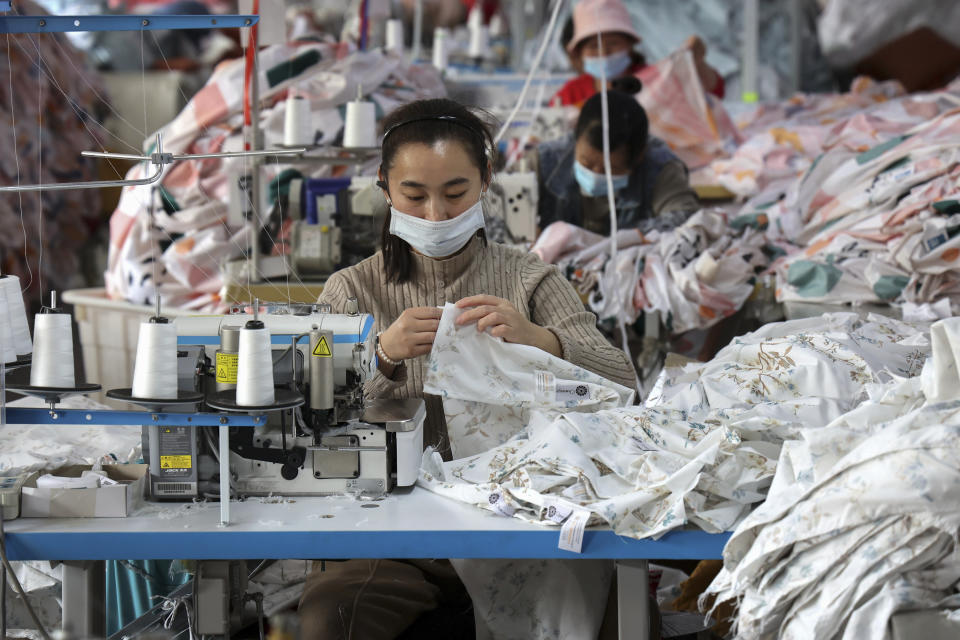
xmin=379 ymin=307 xmax=443 ymax=362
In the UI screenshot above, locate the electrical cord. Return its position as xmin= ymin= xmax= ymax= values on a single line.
xmin=0 ymin=508 xmax=52 ymax=640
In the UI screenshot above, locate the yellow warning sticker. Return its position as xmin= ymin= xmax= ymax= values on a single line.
xmin=216 ymin=352 xmax=239 ymax=383
xmin=312 ymin=336 xmax=332 ymax=357
xmin=160 ymin=455 xmax=193 ymax=469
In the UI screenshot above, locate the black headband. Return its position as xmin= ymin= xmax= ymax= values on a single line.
xmin=380 ymin=115 xmax=487 ymax=148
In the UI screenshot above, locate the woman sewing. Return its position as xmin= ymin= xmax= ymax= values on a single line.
xmin=538 ymin=82 xmax=700 ymax=235
xmin=298 ymin=98 xmax=635 ymax=639
xmin=552 ymin=0 xmax=723 ymax=107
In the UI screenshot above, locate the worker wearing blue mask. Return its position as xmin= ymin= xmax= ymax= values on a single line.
xmin=536 ymin=83 xmax=700 ymax=236
xmin=551 ymin=0 xmax=723 ymax=108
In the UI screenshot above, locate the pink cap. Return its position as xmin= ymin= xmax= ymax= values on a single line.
xmin=567 ymin=0 xmax=641 ymax=54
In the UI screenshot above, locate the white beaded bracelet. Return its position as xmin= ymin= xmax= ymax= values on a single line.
xmin=376 ymin=332 xmax=402 ymax=366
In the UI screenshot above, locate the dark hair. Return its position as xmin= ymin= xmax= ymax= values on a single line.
xmin=575 ymin=87 xmax=648 ymax=161
xmin=560 ymin=15 xmax=575 ymax=51
xmin=378 ymin=98 xmax=496 ymax=283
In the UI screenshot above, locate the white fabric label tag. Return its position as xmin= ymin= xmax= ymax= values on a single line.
xmin=556 ymin=382 xmax=591 ymax=403
xmin=487 ymin=491 xmax=516 ymax=517
xmin=534 ymin=370 xmax=555 ymax=403
xmin=558 ymin=509 xmax=590 ymax=553
xmin=545 ymin=501 xmax=573 ymax=524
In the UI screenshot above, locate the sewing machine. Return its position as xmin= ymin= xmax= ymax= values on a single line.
xmin=142 ymin=302 xmax=425 ymax=501
xmin=224 ymin=175 xmax=381 ymax=285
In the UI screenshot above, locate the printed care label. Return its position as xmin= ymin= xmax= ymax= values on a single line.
xmin=535 ymin=370 xmax=590 ymax=404
xmin=558 ymin=509 xmax=591 ymax=553
xmin=545 ymin=501 xmax=573 ymax=524
xmin=487 ymin=491 xmax=516 ymax=517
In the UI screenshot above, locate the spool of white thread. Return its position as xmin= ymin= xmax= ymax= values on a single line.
xmin=283 ymin=94 xmax=313 ymax=147
xmin=0 ymin=292 xmax=15 ymax=364
xmin=132 ymin=321 xmax=179 ymax=399
xmin=343 ymin=100 xmax=377 ymax=149
xmin=432 ymin=28 xmax=449 ymax=72
xmin=385 ymin=19 xmax=404 ymax=56
xmin=30 ymin=313 xmax=75 ymax=388
xmin=466 ymin=6 xmax=483 ymax=30
xmin=236 ymin=326 xmax=275 ymax=406
xmin=468 ymin=25 xmax=490 ymax=60
xmin=0 ymin=276 xmax=32 ymax=357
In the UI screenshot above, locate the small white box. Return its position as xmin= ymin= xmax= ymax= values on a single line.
xmin=21 ymin=464 xmax=148 ymax=518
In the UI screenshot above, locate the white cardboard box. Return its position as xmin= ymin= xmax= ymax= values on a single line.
xmin=21 ymin=464 xmax=147 ymax=518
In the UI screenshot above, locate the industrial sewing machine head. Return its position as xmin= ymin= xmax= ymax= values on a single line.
xmin=142 ymin=302 xmax=425 ymax=501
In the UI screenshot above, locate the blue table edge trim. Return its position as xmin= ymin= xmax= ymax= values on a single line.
xmin=4 ymin=528 xmax=731 ymax=561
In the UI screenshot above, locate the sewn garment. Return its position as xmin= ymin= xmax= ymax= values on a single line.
xmin=705 ymin=317 xmax=960 ymax=640
xmin=419 ymin=312 xmax=929 ymax=538
xmin=318 ymin=236 xmax=636 ymax=459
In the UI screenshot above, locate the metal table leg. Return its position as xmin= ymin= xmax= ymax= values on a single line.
xmin=220 ymin=425 xmax=230 ymax=526
xmin=62 ymin=560 xmax=105 ymax=638
xmin=617 ymin=559 xmax=650 ymax=640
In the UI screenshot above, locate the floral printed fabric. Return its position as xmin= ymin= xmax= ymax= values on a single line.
xmin=423 ymin=303 xmax=634 ymax=459
xmin=420 ymin=311 xmax=930 ymax=540
xmin=418 ymin=310 xmax=933 ymax=640
xmin=704 ymin=318 xmax=960 ymax=640
xmin=530 ymin=210 xmax=774 ymax=336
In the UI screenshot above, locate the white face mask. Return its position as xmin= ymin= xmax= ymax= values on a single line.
xmin=388 ymin=196 xmax=486 ymax=258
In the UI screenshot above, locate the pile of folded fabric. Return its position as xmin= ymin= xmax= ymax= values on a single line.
xmin=704 ymin=317 xmax=960 ymax=639
xmin=764 ymin=104 xmax=960 ymax=308
xmin=532 ymin=210 xmax=775 ymax=335
xmin=105 ymin=44 xmax=444 ymax=309
xmin=418 ymin=306 xmax=930 ymax=541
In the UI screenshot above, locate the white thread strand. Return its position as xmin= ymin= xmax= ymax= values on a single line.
xmin=132 ymin=322 xmax=178 ymax=399
xmin=0 ymin=276 xmax=32 ymax=356
xmin=343 ymin=100 xmax=377 ymax=149
xmin=29 ymin=313 xmax=74 ymax=388
xmin=0 ymin=293 xmax=15 ymax=364
xmin=7 ymin=34 xmax=32 ymax=292
xmin=236 ymin=327 xmax=274 ymax=406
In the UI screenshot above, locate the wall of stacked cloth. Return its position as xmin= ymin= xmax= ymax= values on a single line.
xmin=0 ymin=0 xmax=106 ymax=308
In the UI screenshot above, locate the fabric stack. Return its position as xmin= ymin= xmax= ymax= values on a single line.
xmin=705 ymin=318 xmax=960 ymax=639
xmin=105 ymin=45 xmax=445 ymax=310
xmin=418 ymin=306 xmax=930 ymax=541
xmin=767 ymin=102 xmax=960 ymax=307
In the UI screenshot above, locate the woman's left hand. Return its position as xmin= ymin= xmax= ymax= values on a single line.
xmin=455 ymin=295 xmax=562 ymax=357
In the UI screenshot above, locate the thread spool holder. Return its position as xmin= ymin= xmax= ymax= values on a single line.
xmin=3 ymin=355 xmax=31 ymax=374
xmin=206 ymin=313 xmax=305 ymax=414
xmin=104 ymin=388 xmax=205 ymax=413
xmin=9 ymin=293 xmax=101 ymax=408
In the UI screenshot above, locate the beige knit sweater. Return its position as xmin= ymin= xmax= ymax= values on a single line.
xmin=318 ymin=235 xmax=635 ymax=458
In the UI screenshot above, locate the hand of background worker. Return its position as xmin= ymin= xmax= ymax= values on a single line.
xmin=684 ymin=34 xmax=721 ymax=96
xmin=684 ymin=35 xmax=708 ymax=62
xmin=455 ymin=295 xmax=562 ymax=357
xmin=379 ymin=307 xmax=443 ymax=362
